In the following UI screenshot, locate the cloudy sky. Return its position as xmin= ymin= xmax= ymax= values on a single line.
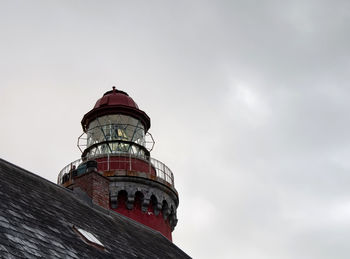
xmin=1 ymin=0 xmax=350 ymax=258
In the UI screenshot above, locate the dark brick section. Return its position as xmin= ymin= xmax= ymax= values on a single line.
xmin=73 ymin=171 xmax=110 ymax=209
xmin=0 ymin=158 xmax=191 ymax=258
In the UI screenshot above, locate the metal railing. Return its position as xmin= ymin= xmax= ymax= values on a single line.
xmin=58 ymin=154 xmax=175 ymax=188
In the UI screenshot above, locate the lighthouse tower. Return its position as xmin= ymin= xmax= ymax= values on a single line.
xmin=58 ymin=87 xmax=178 ymax=241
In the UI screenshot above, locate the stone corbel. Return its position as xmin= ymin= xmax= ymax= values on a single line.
xmin=110 ymin=195 xmax=118 ymax=209
xmin=154 ymin=203 xmax=162 ymax=216
xmin=126 ymin=193 xmax=134 ymax=210
xmin=163 ymin=207 xmax=170 ymax=219
xmin=142 ymin=198 xmax=150 ymax=213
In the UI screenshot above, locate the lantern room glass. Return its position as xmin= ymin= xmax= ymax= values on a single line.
xmin=85 ymin=114 xmax=147 ymax=158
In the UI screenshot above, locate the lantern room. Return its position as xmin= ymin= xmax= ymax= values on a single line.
xmin=79 ymin=87 xmax=154 ymax=159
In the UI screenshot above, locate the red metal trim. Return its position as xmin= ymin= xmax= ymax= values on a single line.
xmin=81 ymin=105 xmax=151 ymax=132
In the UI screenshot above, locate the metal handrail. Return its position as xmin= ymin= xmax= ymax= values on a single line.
xmin=58 ymin=154 xmax=175 ymax=188
xmin=57 ymin=158 xmax=82 ymax=184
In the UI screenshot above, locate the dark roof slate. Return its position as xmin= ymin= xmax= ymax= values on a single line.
xmin=0 ymin=158 xmax=190 ymax=258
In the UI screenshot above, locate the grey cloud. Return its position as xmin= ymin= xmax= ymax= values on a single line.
xmin=1 ymin=1 xmax=350 ymax=258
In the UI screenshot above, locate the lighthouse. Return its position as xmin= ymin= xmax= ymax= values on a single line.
xmin=58 ymin=87 xmax=178 ymax=241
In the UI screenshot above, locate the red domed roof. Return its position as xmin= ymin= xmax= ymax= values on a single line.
xmin=94 ymin=88 xmax=139 ymax=109
xmin=81 ymin=87 xmax=150 ymax=132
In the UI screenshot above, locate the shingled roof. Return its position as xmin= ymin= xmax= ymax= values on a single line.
xmin=0 ymin=158 xmax=190 ymax=258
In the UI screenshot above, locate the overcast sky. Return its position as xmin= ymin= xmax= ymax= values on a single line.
xmin=1 ymin=1 xmax=350 ymax=258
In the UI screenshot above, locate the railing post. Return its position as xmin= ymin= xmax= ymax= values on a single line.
xmin=149 ymin=157 xmax=152 ymax=176
xmin=69 ymin=163 xmax=72 ymax=181
xmin=129 ymin=153 xmax=132 ymax=171
xmin=107 ymin=153 xmax=110 ymax=171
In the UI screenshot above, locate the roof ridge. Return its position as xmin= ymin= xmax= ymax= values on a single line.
xmin=0 ymin=157 xmax=72 ymax=192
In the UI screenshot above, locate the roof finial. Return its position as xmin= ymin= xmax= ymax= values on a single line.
xmin=112 ymin=86 xmax=116 ymax=93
